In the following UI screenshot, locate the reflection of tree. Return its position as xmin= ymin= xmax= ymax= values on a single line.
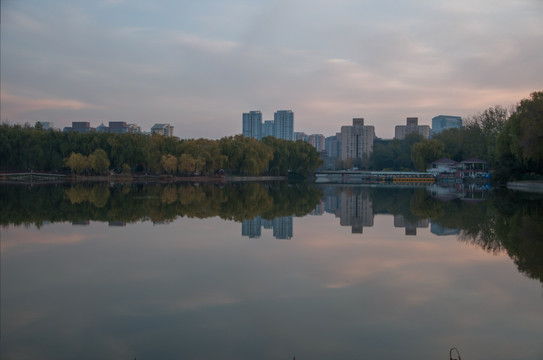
xmin=491 ymin=190 xmax=543 ymax=282
xmin=0 ymin=182 xmax=321 ymax=226
xmin=327 ymin=185 xmax=543 ymax=283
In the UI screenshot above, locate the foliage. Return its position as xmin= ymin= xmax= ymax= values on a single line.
xmin=0 ymin=125 xmax=322 ymax=177
xmin=410 ymin=139 xmax=444 ymax=171
xmin=496 ymin=91 xmax=543 ymax=180
xmin=370 ymin=133 xmax=424 ymax=171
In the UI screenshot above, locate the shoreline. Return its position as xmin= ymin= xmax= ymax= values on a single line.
xmin=506 ymin=181 xmax=543 ymax=194
xmin=0 ymin=172 xmax=288 ymax=184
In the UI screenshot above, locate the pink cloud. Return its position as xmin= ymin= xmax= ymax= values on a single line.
xmin=1 ymin=90 xmax=104 ymax=119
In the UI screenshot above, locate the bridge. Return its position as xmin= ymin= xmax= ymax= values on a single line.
xmin=315 ymin=170 xmax=435 ymax=184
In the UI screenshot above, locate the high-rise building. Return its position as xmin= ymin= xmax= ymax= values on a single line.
xmin=273 ymin=110 xmax=294 ymax=141
xmin=340 ymin=118 xmax=375 ymax=161
xmin=394 ymin=117 xmax=430 ymax=139
xmin=262 ymin=120 xmax=274 ymax=138
xmin=242 ymin=111 xmax=262 ymax=140
xmin=151 ymin=123 xmax=174 ymax=137
xmin=431 ymin=115 xmax=462 ymax=135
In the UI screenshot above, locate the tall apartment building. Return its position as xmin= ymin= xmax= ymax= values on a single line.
xmin=273 ymin=110 xmax=294 ymax=141
xmin=340 ymin=118 xmax=375 ymax=161
xmin=242 ymin=111 xmax=262 ymax=140
xmin=151 ymin=123 xmax=174 ymax=137
xmin=394 ymin=117 xmax=430 ymax=139
xmin=431 ymin=115 xmax=462 ymax=135
xmin=262 ymin=120 xmax=274 ymax=138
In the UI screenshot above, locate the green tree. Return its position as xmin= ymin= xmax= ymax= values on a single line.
xmin=90 ymin=149 xmax=110 ymax=175
xmin=411 ymin=139 xmax=445 ymax=171
xmin=64 ymin=152 xmax=89 ymax=174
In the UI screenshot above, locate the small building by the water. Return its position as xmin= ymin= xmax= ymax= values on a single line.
xmin=460 ymin=158 xmax=489 ymax=180
xmin=427 ymin=158 xmax=459 ymax=176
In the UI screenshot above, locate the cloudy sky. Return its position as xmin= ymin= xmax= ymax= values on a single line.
xmin=1 ymin=0 xmax=542 ymax=139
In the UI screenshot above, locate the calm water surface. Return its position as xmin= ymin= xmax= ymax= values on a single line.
xmin=1 ymin=182 xmax=542 ymax=359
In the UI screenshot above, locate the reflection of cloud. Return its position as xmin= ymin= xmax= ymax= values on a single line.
xmin=1 ymin=226 xmax=87 ymax=251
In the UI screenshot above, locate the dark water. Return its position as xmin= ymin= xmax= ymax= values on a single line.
xmin=1 ymin=182 xmax=542 ymax=359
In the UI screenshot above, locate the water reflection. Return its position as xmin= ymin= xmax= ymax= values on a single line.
xmin=1 ymin=182 xmax=543 ymax=359
xmin=1 ymin=182 xmax=542 ymax=284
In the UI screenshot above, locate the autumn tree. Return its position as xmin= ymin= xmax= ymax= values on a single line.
xmin=89 ymin=149 xmax=110 ymax=175
xmin=64 ymin=152 xmax=89 ymax=174
xmin=160 ymin=154 xmax=178 ymax=175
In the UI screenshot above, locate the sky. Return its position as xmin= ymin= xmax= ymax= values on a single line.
xmin=1 ymin=0 xmax=542 ymax=139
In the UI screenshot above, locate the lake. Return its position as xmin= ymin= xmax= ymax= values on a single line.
xmin=1 ymin=182 xmax=542 ymax=359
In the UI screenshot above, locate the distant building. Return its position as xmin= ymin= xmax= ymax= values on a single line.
xmin=63 ymin=121 xmax=94 ymax=133
xmin=242 ymin=111 xmax=262 ymax=140
xmin=273 ymin=110 xmax=294 ymax=141
xmin=432 ymin=115 xmax=462 ymax=135
xmin=340 ymin=118 xmax=375 ymax=161
xmin=109 ymin=121 xmax=129 ymax=134
xmin=325 ymin=133 xmax=342 ymax=158
xmin=394 ymin=117 xmax=430 ymax=140
xmin=127 ymin=123 xmax=141 ymax=134
xmin=151 ymin=123 xmax=174 ymax=137
xmin=96 ymin=123 xmax=109 ymax=133
xmin=36 ymin=121 xmax=54 ymax=130
xmin=308 ymin=134 xmax=325 ymax=152
xmin=262 ymin=120 xmax=274 ymax=138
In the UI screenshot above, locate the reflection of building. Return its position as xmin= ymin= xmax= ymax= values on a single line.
xmin=273 ymin=216 xmax=293 ymax=239
xmin=242 ymin=216 xmax=262 ymax=238
xmin=311 ymin=200 xmax=325 ymax=215
xmin=394 ymin=215 xmax=429 ymax=236
xmin=72 ymin=220 xmax=90 ymax=226
xmin=394 ymin=117 xmax=430 ymax=140
xmin=340 ymin=118 xmax=375 ymax=161
xmin=242 ymin=216 xmax=293 ymax=239
xmin=340 ymin=189 xmax=373 ymax=233
xmin=323 ymin=187 xmax=373 ymax=233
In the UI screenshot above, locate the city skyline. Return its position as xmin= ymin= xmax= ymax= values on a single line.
xmin=1 ymin=0 xmax=541 ymax=139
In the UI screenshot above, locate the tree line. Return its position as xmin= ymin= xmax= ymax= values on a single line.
xmin=369 ymin=91 xmax=542 ymax=182
xmin=0 ymin=126 xmax=322 ymax=177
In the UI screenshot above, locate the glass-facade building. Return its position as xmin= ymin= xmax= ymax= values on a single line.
xmin=242 ymin=111 xmax=262 ymax=140
xmin=431 ymin=115 xmax=462 ymax=135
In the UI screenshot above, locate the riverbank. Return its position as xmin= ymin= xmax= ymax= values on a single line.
xmin=507 ymin=181 xmax=543 ymax=194
xmin=0 ymin=172 xmax=288 ymax=184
